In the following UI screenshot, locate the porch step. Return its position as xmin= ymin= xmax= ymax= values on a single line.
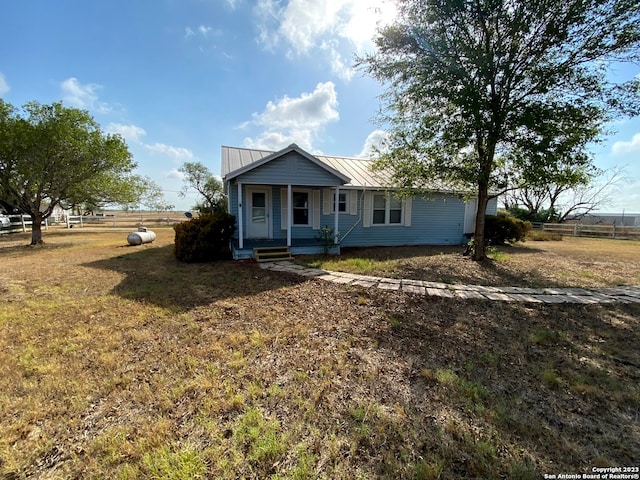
xmin=253 ymin=246 xmax=293 ymax=262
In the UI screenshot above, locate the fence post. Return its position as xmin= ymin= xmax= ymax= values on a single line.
xmin=45 ymin=218 xmax=48 ymax=231
xmin=573 ymin=224 xmax=577 ymax=237
xmin=612 ymin=223 xmax=616 ymax=239
xmin=21 ymin=215 xmax=26 ymax=232
xmin=80 ymin=215 xmax=83 ymax=228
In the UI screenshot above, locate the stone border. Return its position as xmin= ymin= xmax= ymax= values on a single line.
xmin=259 ymin=261 xmax=640 ymax=304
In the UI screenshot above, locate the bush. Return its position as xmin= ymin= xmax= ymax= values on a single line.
xmin=528 ymin=230 xmax=563 ymax=241
xmin=173 ymin=212 xmax=236 ymax=262
xmin=507 ymin=206 xmax=560 ymax=223
xmin=484 ymin=212 xmax=531 ymax=245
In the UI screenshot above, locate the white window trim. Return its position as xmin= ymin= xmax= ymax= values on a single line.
xmin=331 ymin=191 xmax=349 ymax=214
xmin=291 ymin=188 xmax=313 ymax=227
xmin=371 ymin=192 xmax=404 ymax=226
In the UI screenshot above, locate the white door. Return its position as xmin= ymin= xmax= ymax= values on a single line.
xmin=247 ymin=187 xmax=271 ymax=239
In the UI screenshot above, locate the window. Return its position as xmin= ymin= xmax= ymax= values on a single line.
xmin=372 ymin=193 xmax=402 ymax=225
xmin=333 ymin=192 xmax=348 ymax=213
xmin=292 ymin=191 xmax=309 ymax=225
xmin=251 ymin=192 xmax=266 ymax=223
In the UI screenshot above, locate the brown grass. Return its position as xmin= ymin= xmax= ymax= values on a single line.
xmin=1 ymin=227 xmax=639 ymax=479
xmin=301 ymin=237 xmax=640 ymax=288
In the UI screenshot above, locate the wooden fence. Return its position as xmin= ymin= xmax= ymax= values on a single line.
xmin=0 ymin=214 xmax=49 ymax=234
xmin=542 ymin=223 xmax=640 ymax=240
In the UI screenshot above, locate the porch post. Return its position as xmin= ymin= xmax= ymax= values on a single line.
xmin=334 ymin=186 xmax=339 ymax=244
xmin=237 ymin=182 xmax=243 ymax=249
xmin=287 ymin=184 xmax=292 ymax=247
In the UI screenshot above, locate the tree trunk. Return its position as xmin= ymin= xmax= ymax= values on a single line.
xmin=30 ymin=213 xmax=44 ymax=245
xmin=472 ymin=185 xmax=490 ymax=261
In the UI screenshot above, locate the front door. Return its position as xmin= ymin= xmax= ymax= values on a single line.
xmin=247 ymin=187 xmax=271 ymax=239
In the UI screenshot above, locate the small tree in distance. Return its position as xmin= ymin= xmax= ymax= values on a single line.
xmin=178 ymin=161 xmax=226 ymax=214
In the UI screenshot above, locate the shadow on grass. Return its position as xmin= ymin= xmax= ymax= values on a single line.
xmin=308 ymin=243 xmax=561 ymax=288
xmin=396 ymin=255 xmax=564 ymax=288
xmin=339 ymin=243 xmax=547 ymax=261
xmin=84 ymin=244 xmax=306 ymax=311
xmin=369 ymin=293 xmax=640 ymax=475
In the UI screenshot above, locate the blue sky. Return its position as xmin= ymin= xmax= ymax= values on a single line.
xmin=1 ymin=0 xmax=639 ymax=213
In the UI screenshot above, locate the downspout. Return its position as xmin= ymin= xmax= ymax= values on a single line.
xmin=287 ymin=184 xmax=292 ymax=247
xmin=334 ymin=186 xmax=339 ymax=245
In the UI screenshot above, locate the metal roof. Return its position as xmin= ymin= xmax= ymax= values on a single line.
xmin=221 ymin=145 xmax=390 ymax=188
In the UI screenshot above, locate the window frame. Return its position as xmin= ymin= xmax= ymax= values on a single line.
xmin=291 ymin=189 xmax=312 ymax=227
xmin=371 ymin=192 xmax=403 ymax=226
xmin=331 ymin=191 xmax=349 ymax=214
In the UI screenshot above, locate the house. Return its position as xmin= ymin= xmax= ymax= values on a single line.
xmin=221 ymin=144 xmax=498 ymax=259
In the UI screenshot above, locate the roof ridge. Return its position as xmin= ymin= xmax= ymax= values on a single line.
xmin=221 ymin=145 xmax=275 ymax=153
xmin=222 ymin=145 xmax=373 ymax=161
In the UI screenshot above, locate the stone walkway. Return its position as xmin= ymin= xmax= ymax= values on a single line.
xmin=259 ymin=261 xmax=640 ymax=304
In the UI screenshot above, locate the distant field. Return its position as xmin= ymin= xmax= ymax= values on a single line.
xmin=1 ymin=229 xmax=638 ymax=479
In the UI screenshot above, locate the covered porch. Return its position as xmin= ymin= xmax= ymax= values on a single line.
xmin=231 ymin=237 xmax=340 ymax=260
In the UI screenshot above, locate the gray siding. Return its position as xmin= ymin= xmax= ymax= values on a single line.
xmin=234 ymin=152 xmax=344 ymax=186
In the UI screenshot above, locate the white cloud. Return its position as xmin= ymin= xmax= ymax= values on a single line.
xmin=106 ymin=123 xmax=147 ymax=143
xmin=612 ymin=133 xmax=640 ymax=155
xmin=106 ymin=123 xmax=193 ymax=160
xmin=358 ymin=129 xmax=389 ymax=158
xmin=0 ymin=73 xmax=9 ymax=95
xmin=185 ymin=24 xmax=220 ymax=39
xmin=167 ymin=168 xmax=185 ymax=180
xmin=254 ymin=0 xmax=396 ymax=81
xmin=242 ymin=82 xmax=339 ymax=151
xmin=145 ymin=142 xmax=194 ymax=161
xmin=60 ymin=77 xmax=111 ymax=113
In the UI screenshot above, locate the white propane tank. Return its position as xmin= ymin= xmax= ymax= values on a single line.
xmin=127 ymin=227 xmax=156 ymax=245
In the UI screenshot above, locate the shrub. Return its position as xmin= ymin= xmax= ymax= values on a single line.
xmin=314 ymin=225 xmax=335 ymax=255
xmin=484 ymin=212 xmax=531 ymax=246
xmin=173 ymin=212 xmax=236 ymax=262
xmin=528 ymin=230 xmax=563 ymax=241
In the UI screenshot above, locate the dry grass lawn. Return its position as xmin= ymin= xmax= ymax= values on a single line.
xmin=1 ymin=228 xmax=639 ymax=479
xmin=300 ymin=237 xmax=640 ymax=288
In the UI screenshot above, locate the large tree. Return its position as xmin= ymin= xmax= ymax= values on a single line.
xmin=0 ymin=100 xmax=138 ymax=244
xmin=358 ymin=0 xmax=640 ymax=259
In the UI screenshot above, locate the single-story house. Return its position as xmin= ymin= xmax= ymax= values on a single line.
xmin=221 ymin=143 xmax=497 ymax=259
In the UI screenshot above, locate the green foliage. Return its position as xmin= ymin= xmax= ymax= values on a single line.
xmin=233 ymin=407 xmax=287 ymax=471
xmin=173 ymin=212 xmax=236 ymax=263
xmin=0 ymin=99 xmax=137 ymax=244
xmin=528 ymin=230 xmax=563 ymax=242
xmin=129 ymin=175 xmax=174 ymax=212
xmin=507 ymin=206 xmax=559 ymax=223
xmin=358 ymin=0 xmax=640 ymax=259
xmin=484 ymin=213 xmax=531 ymax=246
xmin=143 ymin=444 xmax=206 ymax=480
xmin=314 ymin=225 xmax=335 ymax=255
xmin=179 ymin=162 xmax=226 ymax=214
